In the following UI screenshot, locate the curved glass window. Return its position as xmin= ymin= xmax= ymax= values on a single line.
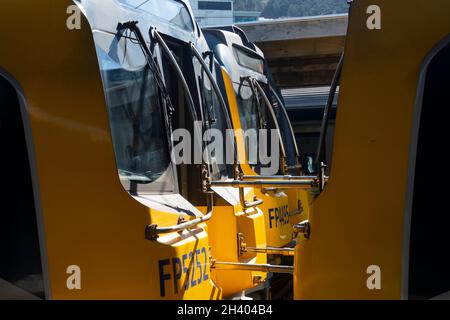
xmin=235 ymin=83 xmax=260 ymax=133
xmin=198 ymin=61 xmax=233 ymax=180
xmin=233 ymin=46 xmax=265 ymax=74
xmin=118 ymin=0 xmax=195 ymax=33
xmin=94 ymin=32 xmax=174 ymax=194
xmin=268 ymin=86 xmax=298 ymax=171
xmin=234 ymin=82 xmax=264 ymax=172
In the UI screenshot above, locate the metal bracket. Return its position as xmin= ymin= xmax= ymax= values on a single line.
xmin=211 ymin=261 xmax=293 ymax=274
xmin=145 ymin=224 xmax=159 ymax=241
xmin=202 ymin=163 xmax=214 ymax=194
xmin=239 ymin=187 xmax=264 ymax=210
xmin=238 ymin=233 xmax=295 ymax=256
xmin=237 ymin=233 xmax=246 ymax=257
xmin=293 ymin=220 xmax=311 ymax=240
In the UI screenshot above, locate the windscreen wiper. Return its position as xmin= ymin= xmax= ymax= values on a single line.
xmin=239 ymin=76 xmax=265 ymax=130
xmin=239 ymin=76 xmax=289 ymax=174
xmin=252 ymin=79 xmax=289 ymax=175
xmin=113 ymin=22 xmax=215 ymax=240
xmin=190 ymin=43 xmax=240 ymax=179
xmin=270 ymin=86 xmax=302 ymax=173
xmin=233 ymin=79 xmax=321 ymax=186
xmin=149 ymin=28 xmax=199 ymax=127
xmin=316 ymin=53 xmax=344 ymax=190
xmin=116 ymin=21 xmax=175 ymax=166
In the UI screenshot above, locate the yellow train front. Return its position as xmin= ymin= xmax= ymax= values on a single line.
xmin=0 ymin=0 xmax=221 ymax=300
xmin=203 ymin=28 xmax=313 ymax=252
xmin=293 ymin=0 xmax=450 ymax=300
xmin=0 ymin=0 xmax=302 ymax=300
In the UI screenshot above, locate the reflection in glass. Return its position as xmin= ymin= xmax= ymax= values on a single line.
xmin=199 ymin=64 xmax=232 ymax=180
xmin=96 ymin=42 xmax=172 ymax=191
xmin=119 ymin=0 xmax=194 ymax=32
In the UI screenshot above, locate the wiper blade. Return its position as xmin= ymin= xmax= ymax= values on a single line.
xmin=116 ymin=21 xmax=175 ymax=181
xmin=116 ymin=21 xmax=175 ymax=117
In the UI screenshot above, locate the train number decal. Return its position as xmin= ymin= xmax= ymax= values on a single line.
xmin=158 ymin=247 xmax=209 ymax=297
xmin=268 ymin=205 xmax=290 ymax=229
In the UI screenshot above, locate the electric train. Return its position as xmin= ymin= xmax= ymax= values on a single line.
xmin=293 ymin=0 xmax=450 ymax=300
xmin=211 ymin=25 xmax=318 ymax=224
xmin=3 ymin=0 xmax=444 ymax=302
xmin=0 ymin=0 xmax=227 ymax=300
xmin=0 ymin=0 xmax=310 ymax=300
xmin=203 ymin=27 xmax=315 ymax=247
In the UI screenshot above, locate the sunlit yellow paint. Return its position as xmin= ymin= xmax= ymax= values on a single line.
xmin=294 ymin=0 xmax=450 ymax=299
xmin=221 ymin=68 xmax=294 ymax=248
xmin=0 ymin=0 xmax=220 ymax=300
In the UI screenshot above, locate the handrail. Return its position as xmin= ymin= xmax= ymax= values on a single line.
xmin=239 ymin=187 xmax=264 ymax=209
xmin=211 ymin=261 xmax=294 ymax=274
xmin=145 ymin=194 xmax=214 ymax=240
xmin=244 ymin=247 xmax=295 ymax=256
xmin=242 ymin=175 xmax=318 ymax=182
xmin=211 ymin=179 xmax=315 ymax=189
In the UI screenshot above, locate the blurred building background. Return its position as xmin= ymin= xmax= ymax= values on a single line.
xmin=189 ymin=0 xmax=348 ymax=169
xmin=190 ymin=0 xmax=263 ymax=26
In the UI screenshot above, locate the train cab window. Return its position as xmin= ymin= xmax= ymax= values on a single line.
xmin=197 ymin=60 xmax=233 ymax=181
xmin=94 ymin=32 xmax=175 ymax=195
xmin=0 ymin=75 xmax=44 ymax=299
xmin=269 ymin=89 xmax=298 ymax=171
xmin=234 ymin=80 xmax=274 ymax=174
xmin=233 ymin=46 xmax=264 ymax=74
xmin=118 ymin=0 xmax=195 ymax=33
xmin=408 ymin=40 xmax=450 ymax=300
xmin=236 ymin=82 xmax=260 ymax=169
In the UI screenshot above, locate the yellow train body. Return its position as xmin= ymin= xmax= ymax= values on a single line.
xmin=0 ymin=0 xmax=221 ymax=300
xmin=294 ymin=0 xmax=450 ymax=299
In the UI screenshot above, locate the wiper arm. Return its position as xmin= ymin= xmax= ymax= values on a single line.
xmin=316 ymin=53 xmax=344 ymax=189
xmin=116 ymin=21 xmax=175 ymax=183
xmin=149 ymin=28 xmax=200 ymax=126
xmin=190 ymin=43 xmax=240 ymax=178
xmin=252 ymin=79 xmax=288 ymax=174
xmin=239 ymin=76 xmax=288 ymax=173
xmin=239 ymin=76 xmax=263 ymax=128
xmin=149 ymin=27 xmax=213 ymax=193
xmin=117 ymin=21 xmax=175 ymax=117
xmin=270 ymin=86 xmax=301 ymax=164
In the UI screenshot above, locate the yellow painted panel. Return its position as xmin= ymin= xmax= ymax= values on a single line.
xmin=0 ymin=0 xmax=219 ymax=300
xmin=294 ymin=0 xmax=450 ymax=299
xmin=221 ymin=68 xmax=296 ymax=248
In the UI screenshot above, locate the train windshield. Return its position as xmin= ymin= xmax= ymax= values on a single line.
xmin=233 ymin=45 xmax=265 ymax=74
xmin=94 ymin=31 xmax=175 ymax=194
xmin=118 ymin=0 xmax=195 ymax=33
xmin=269 ymin=87 xmax=299 ymax=172
xmin=197 ymin=59 xmax=233 ymax=180
xmin=234 ymin=80 xmax=270 ymax=174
